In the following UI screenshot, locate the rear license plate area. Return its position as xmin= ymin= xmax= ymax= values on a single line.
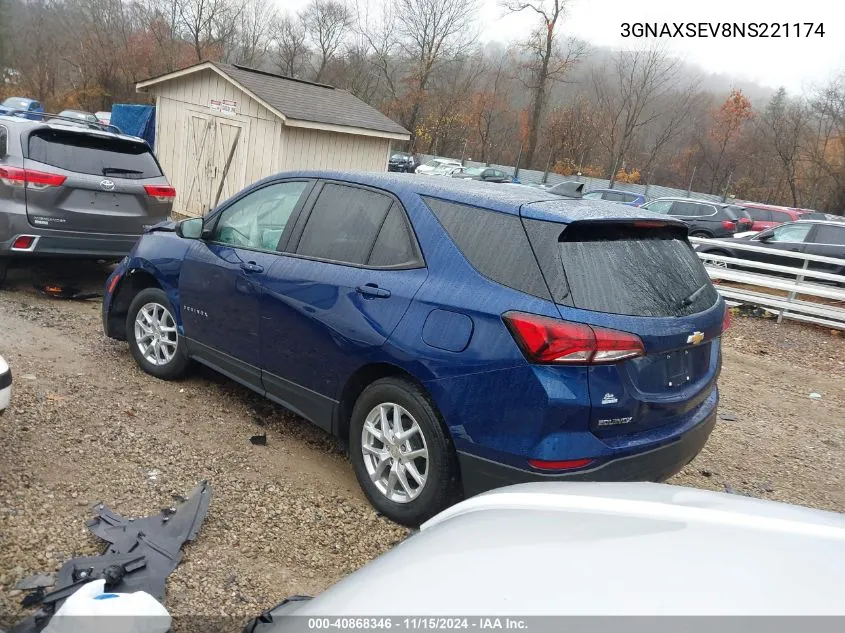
xmin=663 ymin=349 xmax=693 ymax=389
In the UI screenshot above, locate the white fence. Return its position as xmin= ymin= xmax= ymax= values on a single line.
xmin=690 ymin=237 xmax=845 ymax=330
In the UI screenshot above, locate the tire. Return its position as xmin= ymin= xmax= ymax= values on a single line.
xmin=705 ymin=249 xmax=732 ymax=268
xmin=349 ymin=377 xmax=459 ymax=526
xmin=0 ymin=258 xmax=7 ymax=287
xmin=125 ymin=287 xmax=190 ymax=380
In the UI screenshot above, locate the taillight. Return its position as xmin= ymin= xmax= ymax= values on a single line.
xmin=528 ymin=458 xmax=594 ymax=471
xmin=721 ymin=220 xmax=736 ymax=230
xmin=502 ymin=311 xmax=645 ymax=365
xmin=0 ymin=166 xmax=66 ymax=189
xmin=144 ymin=185 xmax=176 ymax=202
xmin=722 ymin=306 xmax=731 ymax=332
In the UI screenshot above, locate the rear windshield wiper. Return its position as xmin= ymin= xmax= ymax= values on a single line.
xmin=102 ymin=167 xmax=143 ymax=175
xmin=677 ymin=283 xmax=709 ymax=309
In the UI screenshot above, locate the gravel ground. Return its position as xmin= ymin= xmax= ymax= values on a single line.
xmin=0 ymin=263 xmax=843 ymax=628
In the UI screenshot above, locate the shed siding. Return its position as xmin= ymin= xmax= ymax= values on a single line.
xmin=148 ymin=68 xmax=392 ymax=216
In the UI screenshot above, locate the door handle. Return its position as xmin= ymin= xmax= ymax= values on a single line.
xmin=240 ymin=261 xmax=264 ymax=273
xmin=356 ymin=283 xmax=391 ymax=298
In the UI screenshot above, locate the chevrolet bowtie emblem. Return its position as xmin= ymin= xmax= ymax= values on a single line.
xmin=686 ymin=331 xmax=705 ymax=345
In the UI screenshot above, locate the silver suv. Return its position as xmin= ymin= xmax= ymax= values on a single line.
xmin=0 ymin=114 xmax=174 ymax=284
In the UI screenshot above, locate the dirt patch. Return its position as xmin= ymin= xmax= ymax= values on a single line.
xmin=0 ymin=264 xmax=843 ymax=628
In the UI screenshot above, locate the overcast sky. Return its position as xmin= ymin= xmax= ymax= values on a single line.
xmin=281 ymin=0 xmax=845 ymax=94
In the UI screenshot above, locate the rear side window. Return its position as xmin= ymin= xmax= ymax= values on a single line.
xmin=424 ymin=197 xmax=551 ymax=300
xmin=0 ymin=126 xmax=6 ymax=156
xmin=367 ymin=205 xmax=420 ymax=267
xmin=770 ymin=210 xmax=793 ymax=222
xmin=28 ymin=130 xmax=162 ymax=179
xmin=296 ymin=183 xmax=392 ymax=265
xmin=603 ymin=191 xmax=626 ymax=202
xmin=812 ymin=224 xmax=845 ymax=245
xmin=525 ymin=222 xmax=718 ymax=317
xmin=671 ymin=201 xmax=710 ymax=217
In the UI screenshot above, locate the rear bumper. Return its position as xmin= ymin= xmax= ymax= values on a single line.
xmin=1 ymin=232 xmax=139 ymax=258
xmin=458 ymin=406 xmax=717 ymax=497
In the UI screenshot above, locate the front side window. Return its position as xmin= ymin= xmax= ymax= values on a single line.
xmin=769 ymin=223 xmax=812 ymax=243
xmin=643 ymin=200 xmax=672 ymax=214
xmin=745 ymin=208 xmax=771 ymax=222
xmin=213 ymin=181 xmax=308 ymax=250
xmin=296 ymin=183 xmax=393 ymax=265
xmin=583 ymin=191 xmax=603 ymax=200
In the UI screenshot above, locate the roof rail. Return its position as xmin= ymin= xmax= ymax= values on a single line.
xmin=2 ymin=110 xmax=121 ymax=134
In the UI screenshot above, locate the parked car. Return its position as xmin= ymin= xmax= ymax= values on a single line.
xmin=0 ymin=114 xmax=175 ymax=285
xmin=741 ymin=202 xmax=806 ymax=231
xmin=450 ymin=166 xmax=513 ymax=183
xmin=246 ymin=481 xmax=845 ymax=624
xmin=0 ymin=97 xmax=44 ymax=120
xmin=0 ymin=355 xmax=10 ymax=415
xmin=640 ymin=197 xmax=753 ymax=237
xmin=583 ymin=188 xmax=646 ymax=206
xmin=103 ymin=172 xmax=727 ymax=526
xmin=696 ymin=220 xmax=845 ymax=276
xmin=49 ymin=109 xmax=100 ymax=128
xmin=387 ymin=152 xmax=420 ymax=173
xmin=415 ymin=158 xmax=462 ymax=175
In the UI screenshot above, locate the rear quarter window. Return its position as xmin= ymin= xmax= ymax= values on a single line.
xmin=28 ymin=130 xmax=162 ymax=179
xmin=423 ymin=197 xmax=551 ymax=300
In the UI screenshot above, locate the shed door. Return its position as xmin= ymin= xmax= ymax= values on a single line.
xmin=183 ymin=112 xmax=214 ymax=216
xmin=182 ymin=112 xmax=250 ymax=216
xmin=209 ymin=117 xmax=250 ymax=209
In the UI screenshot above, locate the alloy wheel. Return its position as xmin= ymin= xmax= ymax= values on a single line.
xmin=361 ymin=402 xmax=429 ymax=503
xmin=134 ymin=302 xmax=178 ymax=366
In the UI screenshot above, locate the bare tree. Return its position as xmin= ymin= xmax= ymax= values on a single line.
xmin=759 ymin=87 xmax=809 ymax=206
xmin=271 ymin=13 xmax=309 ymax=78
xmin=227 ymin=0 xmax=277 ymax=67
xmin=299 ymin=0 xmax=351 ymax=82
xmin=177 ymin=0 xmax=240 ymax=62
xmin=395 ymin=0 xmax=480 ymax=145
xmin=593 ymin=47 xmax=685 ymax=186
xmin=501 ymin=0 xmax=584 ymax=168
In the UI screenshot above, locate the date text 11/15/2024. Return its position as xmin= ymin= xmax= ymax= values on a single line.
xmin=306 ymin=618 xmax=528 ymax=631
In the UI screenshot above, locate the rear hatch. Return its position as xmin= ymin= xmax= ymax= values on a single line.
xmin=23 ymin=128 xmax=173 ymax=234
xmin=520 ymin=207 xmax=725 ymax=439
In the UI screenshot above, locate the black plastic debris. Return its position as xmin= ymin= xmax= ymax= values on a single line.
xmin=250 ymin=433 xmax=267 ymax=446
xmin=36 ymin=284 xmax=100 ymax=301
xmin=10 ymin=481 xmax=212 ymax=633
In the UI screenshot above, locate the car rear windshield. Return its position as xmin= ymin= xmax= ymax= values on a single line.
xmin=524 ymin=220 xmax=718 ymax=317
xmin=28 ymin=130 xmax=162 ymax=179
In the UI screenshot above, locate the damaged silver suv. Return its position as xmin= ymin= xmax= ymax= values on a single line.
xmin=0 ymin=114 xmax=174 ymax=285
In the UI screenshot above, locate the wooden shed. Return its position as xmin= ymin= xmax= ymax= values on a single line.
xmin=136 ymin=61 xmax=410 ymax=216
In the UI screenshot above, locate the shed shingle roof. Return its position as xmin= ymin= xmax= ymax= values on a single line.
xmin=215 ymin=62 xmax=408 ymax=136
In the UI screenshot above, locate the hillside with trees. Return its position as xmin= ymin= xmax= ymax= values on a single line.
xmin=0 ymin=0 xmax=842 ymax=212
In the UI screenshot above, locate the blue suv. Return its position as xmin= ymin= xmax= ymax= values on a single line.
xmin=103 ymin=172 xmax=727 ymax=525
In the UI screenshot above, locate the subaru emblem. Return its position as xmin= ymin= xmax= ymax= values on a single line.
xmin=100 ymin=179 xmax=115 ymax=191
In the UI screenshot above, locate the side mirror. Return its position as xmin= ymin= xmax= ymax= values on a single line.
xmin=177 ymin=217 xmax=204 ymax=239
xmin=758 ymin=233 xmax=773 ymax=243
